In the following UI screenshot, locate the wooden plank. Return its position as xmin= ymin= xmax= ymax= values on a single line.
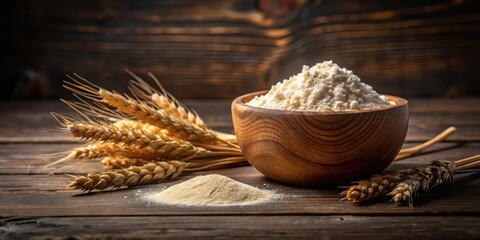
xmin=1 ymin=141 xmax=479 ymax=175
xmin=0 ymin=143 xmax=480 ymax=217
xmin=2 ymin=0 xmax=480 ymax=99
xmin=1 ymin=216 xmax=479 ymax=239
xmin=408 ymin=98 xmax=480 ymax=113
xmin=0 ymin=100 xmax=479 ymax=142
xmin=0 ymin=173 xmax=479 ymax=217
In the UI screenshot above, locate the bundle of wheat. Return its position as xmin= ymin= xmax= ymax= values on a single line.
xmin=341 ymin=155 xmax=480 ymax=207
xmin=51 ymin=72 xmax=246 ymax=191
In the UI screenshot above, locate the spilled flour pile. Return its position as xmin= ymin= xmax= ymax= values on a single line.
xmin=247 ymin=61 xmax=393 ymax=112
xmin=145 ymin=174 xmax=276 ymax=206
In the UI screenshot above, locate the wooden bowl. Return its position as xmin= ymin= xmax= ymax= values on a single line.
xmin=231 ymin=91 xmax=409 ymax=185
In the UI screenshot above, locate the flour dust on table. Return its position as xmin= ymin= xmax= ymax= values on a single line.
xmin=144 ymin=174 xmax=278 ymax=207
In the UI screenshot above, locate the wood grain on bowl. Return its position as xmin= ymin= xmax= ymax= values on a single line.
xmin=232 ymin=91 xmax=409 ymax=185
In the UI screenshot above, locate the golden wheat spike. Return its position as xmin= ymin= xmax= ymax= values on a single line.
xmin=63 ymin=119 xmax=211 ymax=159
xmin=101 ymin=156 xmax=151 ymax=169
xmin=98 ymin=88 xmax=218 ymax=143
xmin=68 ymin=161 xmax=189 ymax=191
xmin=126 ymin=69 xmax=206 ymax=129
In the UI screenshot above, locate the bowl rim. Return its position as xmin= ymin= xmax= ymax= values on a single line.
xmin=233 ymin=90 xmax=408 ymax=115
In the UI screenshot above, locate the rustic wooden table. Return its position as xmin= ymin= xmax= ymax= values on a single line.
xmin=1 ymin=99 xmax=479 ymax=239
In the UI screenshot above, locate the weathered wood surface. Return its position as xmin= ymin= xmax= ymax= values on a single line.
xmin=2 ymin=216 xmax=480 ymax=239
xmin=1 ymin=164 xmax=480 ymax=217
xmin=2 ymin=0 xmax=480 ymax=99
xmin=0 ymin=99 xmax=479 ymax=239
xmin=1 ymin=99 xmax=480 ymax=143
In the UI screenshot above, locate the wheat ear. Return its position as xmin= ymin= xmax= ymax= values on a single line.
xmin=63 ymin=74 xmax=218 ymax=143
xmin=388 ymin=160 xmax=455 ymax=207
xmin=342 ymin=155 xmax=480 ymax=206
xmin=101 ymin=119 xmax=241 ymax=153
xmin=113 ymin=119 xmax=168 ymax=135
xmin=55 ymin=120 xmax=240 ymax=165
xmin=45 ymin=143 xmax=188 ymax=169
xmin=99 ymin=89 xmax=219 ymax=143
xmin=341 ymin=172 xmax=409 ymax=202
xmin=64 ymin=119 xmax=211 ymax=160
xmin=101 ymin=156 xmax=151 ymax=169
xmin=389 ymin=155 xmax=480 ymax=207
xmin=68 ymin=143 xmax=177 ymax=160
xmin=126 ymin=70 xmax=206 ymax=129
xmin=93 ymin=143 xmax=164 ymax=159
xmin=342 ymin=162 xmax=455 ymax=205
xmin=68 ymin=161 xmax=188 ymax=191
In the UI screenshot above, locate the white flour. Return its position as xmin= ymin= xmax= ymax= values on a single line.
xmin=247 ymin=61 xmax=393 ymax=112
xmin=144 ymin=174 xmax=276 ymax=207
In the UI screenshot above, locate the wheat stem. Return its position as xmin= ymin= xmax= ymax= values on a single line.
xmin=457 ymin=161 xmax=480 ymax=170
xmin=395 ymin=127 xmax=456 ymax=161
xmin=196 ymin=143 xmax=242 ymax=152
xmin=207 ymin=151 xmax=244 ymax=157
xmin=454 ymin=155 xmax=480 ymax=169
xmin=185 ymin=157 xmax=248 ymax=171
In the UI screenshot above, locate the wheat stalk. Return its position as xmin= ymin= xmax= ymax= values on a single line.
xmin=113 ymin=120 xmax=239 ymax=152
xmin=68 ymin=155 xmax=248 ymax=191
xmin=113 ymin=119 xmax=167 ymax=135
xmin=341 ymin=126 xmax=460 ymax=203
xmin=45 ymin=142 xmax=196 ymax=170
xmin=388 ymin=160 xmax=455 ymax=207
xmin=70 ymin=143 xmax=164 ymax=159
xmin=63 ymin=119 xmax=211 ymax=160
xmin=68 ymin=161 xmax=188 ymax=191
xmin=395 ymin=127 xmax=456 ymax=161
xmin=126 ymin=70 xmax=207 ymax=129
xmin=57 ymin=128 xmax=240 ymax=161
xmin=389 ymin=155 xmax=480 ymax=207
xmin=46 ymin=118 xmax=242 ymax=170
xmin=186 ymin=156 xmax=248 ymax=171
xmin=341 ymin=172 xmax=409 ymax=202
xmin=48 ymin=116 xmax=242 ymax=170
xmin=101 ymin=156 xmax=151 ymax=169
xmin=62 ymin=74 xmax=221 ymax=144
xmin=454 ymin=155 xmax=480 ymax=171
xmin=53 ymin=72 xmax=247 ymax=192
xmin=65 ymin=143 xmax=115 ymax=159
xmin=342 ymin=155 xmax=480 ymax=206
xmin=102 ymin=89 xmax=207 ymax=139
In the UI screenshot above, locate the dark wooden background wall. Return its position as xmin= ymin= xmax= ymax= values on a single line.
xmin=1 ymin=0 xmax=479 ymax=100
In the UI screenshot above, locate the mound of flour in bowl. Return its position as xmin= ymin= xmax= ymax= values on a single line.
xmin=247 ymin=61 xmax=393 ymax=112
xmin=145 ymin=174 xmax=276 ymax=207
